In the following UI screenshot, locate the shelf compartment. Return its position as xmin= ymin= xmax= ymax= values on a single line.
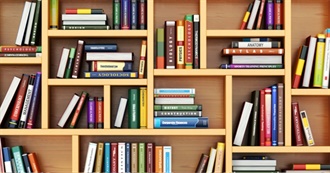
xmin=291 ymin=89 xmax=330 ymax=96
xmin=233 ymin=146 xmax=330 ymax=153
xmin=154 ymin=69 xmax=285 ymax=76
xmin=0 ymin=58 xmax=42 ymax=64
xmin=207 ymin=30 xmax=286 ymax=37
xmin=48 ymin=30 xmax=148 ymax=38
xmin=48 ymin=79 xmax=147 ymax=86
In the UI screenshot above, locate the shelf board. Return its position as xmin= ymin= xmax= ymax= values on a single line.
xmin=48 ymin=30 xmax=148 ymax=37
xmin=48 ymin=79 xmax=147 ymax=86
xmin=0 ymin=129 xmax=225 ymax=136
xmin=232 ymin=146 xmax=330 ymax=153
xmin=292 ymin=89 xmax=330 ymax=95
xmin=154 ymin=69 xmax=285 ymax=76
xmin=207 ymin=30 xmax=285 ymax=37
xmin=0 ymin=58 xmax=42 ymax=64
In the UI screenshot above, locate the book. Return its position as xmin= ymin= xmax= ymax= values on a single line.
xmin=84 ymin=72 xmax=138 ymax=78
xmin=291 ymin=102 xmax=304 ymax=146
xmin=231 ymin=41 xmax=281 ymax=48
xmin=165 ymin=21 xmax=176 ymax=69
xmin=233 ymin=166 xmax=276 ymax=171
xmin=292 ymin=45 xmax=308 ymax=88
xmin=140 ymin=87 xmax=147 ymax=128
xmin=125 ymin=143 xmax=131 ymax=173
xmin=154 ymin=88 xmax=195 ymax=94
xmin=196 ymin=154 xmax=209 ymax=173
xmin=231 ymin=55 xmax=283 ymax=64
xmin=300 ymin=110 xmax=315 ymax=146
xmin=206 ymin=148 xmax=217 ymax=173
xmin=69 ymin=91 xmax=88 ymax=128
xmin=220 ymin=64 xmax=283 ymax=69
xmin=240 ymin=3 xmax=253 ymax=30
xmin=154 ymin=104 xmax=202 ymax=111
xmin=131 ymin=143 xmax=138 ymax=173
xmin=259 ymin=89 xmax=266 ymax=146
xmin=2 ymin=147 xmax=13 ymax=173
xmin=232 ymin=159 xmax=276 ymax=166
xmin=155 ymin=146 xmax=163 ymax=173
xmin=128 ymin=88 xmax=140 ymax=128
xmin=256 ymin=0 xmax=266 ymax=29
xmin=249 ymin=90 xmax=259 ymax=146
xmin=87 ymin=97 xmax=96 ymax=128
xmin=118 ymin=142 xmax=126 ymax=172
xmin=138 ymin=40 xmax=147 ymax=78
xmin=71 ymin=40 xmax=85 ymax=78
xmin=138 ymin=143 xmax=146 ymax=173
xmin=65 ymin=8 xmax=104 ymax=14
xmin=0 ymin=139 xmax=6 ymax=173
xmin=24 ymin=2 xmax=36 ymax=45
xmin=57 ymin=93 xmax=80 ymax=128
xmin=12 ymin=146 xmax=25 ymax=173
xmin=96 ymin=97 xmax=104 ymax=129
xmin=111 ymin=143 xmax=118 ymax=173
xmin=62 ymin=25 xmax=111 ymax=30
xmin=293 ymin=164 xmax=330 ymax=170
xmin=247 ymin=0 xmax=261 ymax=30
xmin=313 ymin=34 xmax=326 ymax=87
xmin=63 ymin=20 xmax=106 ymax=25
xmin=163 ymin=146 xmax=172 ymax=173
xmin=50 ymin=0 xmax=59 ymax=29
xmin=138 ymin=0 xmax=147 ymax=29
xmin=94 ymin=143 xmax=104 ymax=173
xmin=154 ymin=110 xmax=202 ymax=117
xmin=56 ymin=48 xmax=70 ymax=78
xmin=30 ymin=0 xmax=41 ymax=45
xmin=0 ymin=53 xmax=42 ymax=57
xmin=214 ymin=142 xmax=225 ymax=173
xmin=156 ymin=28 xmax=165 ymax=69
xmin=265 ymin=0 xmax=274 ymax=29
xmin=193 ymin=14 xmax=200 ymax=69
xmin=113 ymin=0 xmax=121 ymax=30
xmin=28 ymin=153 xmax=41 ymax=173
xmin=18 ymin=74 xmax=35 ymax=128
xmin=184 ymin=14 xmax=193 ymax=69
xmin=114 ymin=97 xmax=127 ymax=128
xmin=103 ymin=143 xmax=110 ymax=173
xmin=277 ymin=83 xmax=284 ymax=146
xmin=0 ymin=46 xmax=42 ymax=53
xmin=322 ymin=33 xmax=330 ymax=88
xmin=83 ymin=142 xmax=97 ymax=173
xmin=176 ymin=20 xmax=185 ymax=69
xmin=274 ymin=0 xmax=283 ymax=29
xmin=62 ymin=14 xmax=107 ymax=20
xmin=222 ymin=48 xmax=284 ymax=55
xmin=85 ymin=52 xmax=134 ymax=61
xmin=131 ymin=0 xmax=138 ymax=29
xmin=264 ymin=87 xmax=272 ymax=146
xmin=286 ymin=171 xmax=330 ymax=173
xmin=233 ymin=102 xmax=253 ymax=146
xmin=243 ymin=38 xmax=272 ymax=42
xmin=271 ymin=85 xmax=277 ymax=146
xmin=64 ymin=48 xmax=76 ymax=78
xmin=146 ymin=143 xmax=154 ymax=173
xmin=154 ymin=117 xmax=208 ymax=128
xmin=84 ymin=44 xmax=117 ymax=52
xmin=121 ymin=0 xmax=131 ymax=29
xmin=22 ymin=153 xmax=32 ymax=173
xmin=15 ymin=1 xmax=32 ymax=45
xmin=154 ymin=98 xmax=194 ymax=104
xmin=154 ymin=93 xmax=195 ymax=97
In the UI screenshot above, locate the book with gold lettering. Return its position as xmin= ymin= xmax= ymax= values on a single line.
xmin=84 ymin=72 xmax=138 ymax=78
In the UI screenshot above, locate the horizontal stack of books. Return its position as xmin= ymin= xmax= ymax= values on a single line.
xmin=0 ymin=46 xmax=41 ymax=58
xmin=153 ymin=88 xmax=208 ymax=128
xmin=285 ymin=164 xmax=330 ymax=173
xmin=61 ymin=8 xmax=111 ymax=30
xmin=220 ymin=38 xmax=284 ymax=69
xmin=232 ymin=156 xmax=277 ymax=172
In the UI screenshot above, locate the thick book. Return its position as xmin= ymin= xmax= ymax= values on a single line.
xmin=26 ymin=71 xmax=41 ymax=129
xmin=231 ymin=41 xmax=281 ymax=48
xmin=185 ymin=14 xmax=193 ymax=69
xmin=223 ymin=48 xmax=284 ymax=55
xmin=56 ymin=47 xmax=70 ymax=78
xmin=18 ymin=74 xmax=35 ymax=128
xmin=154 ymin=98 xmax=194 ymax=105
xmin=156 ymin=28 xmax=165 ymax=69
xmin=232 ymin=159 xmax=276 ymax=166
xmin=233 ymin=166 xmax=276 ymax=171
xmin=233 ymin=102 xmax=253 ymax=146
xmin=313 ymin=34 xmax=326 ymax=87
xmin=138 ymin=40 xmax=147 ymax=78
xmin=87 ymin=97 xmax=95 ymax=128
xmin=247 ymin=0 xmax=261 ymax=30
xmin=85 ymin=52 xmax=134 ymax=61
xmin=57 ymin=93 xmax=80 ymax=128
xmin=301 ymin=36 xmax=317 ymax=87
xmin=72 ymin=40 xmax=85 ymax=78
xmin=154 ymin=117 xmax=208 ymax=128
xmin=62 ymin=20 xmax=106 ymax=25
xmin=69 ymin=91 xmax=88 ymax=128
xmin=128 ymin=88 xmax=140 ymax=128
xmin=195 ymin=154 xmax=209 ymax=173
xmin=84 ymin=72 xmax=138 ymax=78
xmin=138 ymin=0 xmax=147 ymax=29
xmin=12 ymin=146 xmax=25 ymax=173
xmin=114 ymin=97 xmax=128 ymax=128
xmin=292 ymin=45 xmax=308 ymax=88
xmin=90 ymin=61 xmax=133 ymax=72
xmin=83 ymin=142 xmax=97 ymax=173
xmin=176 ymin=20 xmax=185 ymax=69
xmin=165 ymin=21 xmax=176 ymax=69
xmin=291 ymin=102 xmax=304 ymax=146
xmin=264 ymin=88 xmax=272 ymax=146
xmin=84 ymin=44 xmax=117 ymax=52
xmin=15 ymin=1 xmax=32 ymax=45
xmin=121 ymin=0 xmax=131 ymax=29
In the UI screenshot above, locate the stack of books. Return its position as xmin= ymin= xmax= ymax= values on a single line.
xmin=220 ymin=38 xmax=284 ymax=69
xmin=285 ymin=164 xmax=330 ymax=173
xmin=232 ymin=156 xmax=277 ymax=172
xmin=61 ymin=8 xmax=110 ymax=30
xmin=0 ymin=46 xmax=41 ymax=58
xmin=153 ymin=88 xmax=208 ymax=128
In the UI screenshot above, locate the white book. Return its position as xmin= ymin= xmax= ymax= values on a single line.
xmin=15 ymin=1 xmax=32 ymax=45
xmin=114 ymin=98 xmax=128 ymax=128
xmin=233 ymin=102 xmax=253 ymax=146
xmin=302 ymin=36 xmax=317 ymax=87
xmin=154 ymin=98 xmax=194 ymax=105
xmin=24 ymin=2 xmax=36 ymax=45
xmin=233 ymin=166 xmax=276 ymax=171
xmin=86 ymin=52 xmax=133 ymax=61
xmin=163 ymin=146 xmax=172 ymax=173
xmin=62 ymin=14 xmax=107 ymax=20
xmin=56 ymin=48 xmax=70 ymax=78
xmin=62 ymin=20 xmax=106 ymax=25
xmin=154 ymin=88 xmax=195 ymax=94
xmin=300 ymin=110 xmax=315 ymax=146
xmin=205 ymin=148 xmax=217 ymax=173
xmin=18 ymin=76 xmax=34 ymax=128
xmin=57 ymin=94 xmax=80 ymax=128
xmin=83 ymin=142 xmax=97 ymax=173
xmin=118 ymin=142 xmax=126 ymax=173
xmin=322 ymin=37 xmax=330 ymax=88
xmin=286 ymin=171 xmax=330 ymax=173
xmin=231 ymin=55 xmax=283 ymax=64
xmin=0 ymin=76 xmax=21 ymax=126
xmin=247 ymin=0 xmax=261 ymax=30
xmin=232 ymin=159 xmax=276 ymax=166
xmin=11 ymin=158 xmax=17 ymax=173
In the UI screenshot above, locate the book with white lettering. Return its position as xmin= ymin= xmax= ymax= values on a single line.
xmin=231 ymin=41 xmax=281 ymax=48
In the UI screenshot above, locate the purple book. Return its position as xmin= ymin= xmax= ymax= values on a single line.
xmin=121 ymin=0 xmax=131 ymax=29
xmin=87 ymin=97 xmax=96 ymax=128
xmin=26 ymin=72 xmax=41 ymax=129
xmin=265 ymin=0 xmax=274 ymax=29
xmin=220 ymin=64 xmax=283 ymax=69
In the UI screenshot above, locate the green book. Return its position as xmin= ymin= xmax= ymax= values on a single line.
xmin=12 ymin=146 xmax=25 ymax=173
xmin=128 ymin=88 xmax=140 ymax=128
xmin=313 ymin=34 xmax=326 ymax=87
xmin=156 ymin=28 xmax=164 ymax=68
xmin=138 ymin=143 xmax=145 ymax=173
xmin=30 ymin=0 xmax=41 ymax=45
xmin=154 ymin=104 xmax=202 ymax=111
xmin=113 ymin=0 xmax=121 ymax=30
xmin=64 ymin=48 xmax=76 ymax=78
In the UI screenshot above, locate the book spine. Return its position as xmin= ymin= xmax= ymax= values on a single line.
xmin=138 ymin=40 xmax=147 ymax=78
xmin=165 ymin=21 xmax=176 ymax=69
xmin=154 ymin=111 xmax=202 ymax=117
xmin=22 ymin=154 xmax=32 ymax=173
xmin=140 ymin=87 xmax=147 ymax=128
xmin=300 ymin=110 xmax=315 ymax=146
xmin=322 ymin=36 xmax=330 ymax=88
xmin=24 ymin=2 xmax=36 ymax=45
xmin=128 ymin=88 xmax=140 ymax=128
xmin=214 ymin=142 xmax=225 ymax=173
xmin=0 ymin=46 xmax=42 ymax=53
xmin=65 ymin=8 xmax=104 ymax=14
xmin=91 ymin=61 xmax=133 ymax=72
xmin=139 ymin=0 xmax=147 ymax=29
xmin=28 ymin=153 xmax=41 ymax=173
xmin=0 ymin=53 xmax=42 ymax=57
xmin=125 ymin=143 xmax=131 ymax=173
xmin=313 ymin=34 xmax=326 ymax=87
xmin=72 ymin=40 xmax=85 ymax=78
xmin=184 ymin=15 xmax=193 ymax=69
xmin=163 ymin=146 xmax=172 ymax=173
xmin=131 ymin=143 xmax=138 ymax=173
xmin=231 ymin=41 xmax=281 ymax=48
xmin=62 ymin=25 xmax=110 ymax=30
xmin=292 ymin=45 xmax=308 ymax=88
xmin=64 ymin=48 xmax=76 ymax=78
xmin=243 ymin=38 xmax=272 ymax=42
xmin=57 ymin=47 xmax=70 ymax=78
xmin=16 ymin=2 xmax=32 ymax=45
xmin=50 ymin=0 xmax=59 ymax=29
xmin=2 ymin=147 xmax=12 ymax=173
xmin=83 ymin=142 xmax=97 ymax=173
xmin=233 ymin=102 xmax=253 ymax=146
xmin=293 ymin=164 xmax=330 ymax=170
xmin=69 ymin=91 xmax=88 ymax=128
xmin=302 ymin=36 xmax=317 ymax=87
xmin=259 ymin=89 xmax=266 ymax=146
xmin=156 ymin=28 xmax=165 ymax=69
xmin=12 ymin=146 xmax=25 ymax=173
xmin=84 ymin=44 xmax=117 ymax=52
xmin=26 ymin=72 xmax=41 ymax=129
xmin=146 ymin=143 xmax=154 ymax=173
xmin=8 ymin=74 xmax=30 ymax=128
xmin=274 ymin=0 xmax=283 ymax=29
xmin=84 ymin=72 xmax=138 ymax=78
xmin=30 ymin=0 xmax=41 ymax=45
xmin=113 ymin=0 xmax=121 ymax=30
xmin=155 ymin=146 xmax=163 ymax=173
xmin=87 ymin=97 xmax=96 ymax=128
xmin=131 ymin=0 xmax=138 ymax=29
xmin=121 ymin=0 xmax=130 ymax=29
xmin=57 ymin=93 xmax=80 ymax=128
xmin=240 ymin=3 xmax=253 ymax=30
xmin=18 ymin=74 xmax=35 ymax=128
xmin=206 ymin=148 xmax=217 ymax=173
xmin=154 ymin=104 xmax=202 ymax=111
xmin=220 ymin=64 xmax=283 ymax=69
xmin=154 ymin=98 xmax=194 ymax=105
xmin=247 ymin=0 xmax=261 ymax=30
xmin=292 ymin=102 xmax=304 ymax=146
xmin=111 ymin=143 xmax=118 ymax=173
xmin=249 ymin=90 xmax=259 ymax=146
xmin=94 ymin=143 xmax=104 ymax=173
xmin=193 ymin=14 xmax=200 ymax=69
xmin=114 ymin=97 xmax=128 ymax=128
xmin=86 ymin=52 xmax=133 ymax=61
xmin=96 ymin=97 xmax=104 ymax=128
xmin=222 ymin=48 xmax=284 ymax=55
xmin=176 ymin=20 xmax=185 ymax=69
xmin=154 ymin=117 xmax=208 ymax=128
xmin=103 ymin=143 xmax=110 ymax=173
xmin=266 ymin=0 xmax=274 ymax=29
xmin=61 ymin=14 xmax=107 ymax=21
xmin=195 ymin=154 xmax=209 ymax=173
xmin=256 ymin=0 xmax=266 ymax=29
xmin=154 ymin=94 xmax=195 ymax=98
xmin=139 ymin=143 xmax=146 ymax=173
xmin=271 ymin=85 xmax=277 ymax=146
xmin=154 ymin=88 xmax=195 ymax=94
xmin=277 ymin=83 xmax=284 ymax=146
xmin=264 ymin=88 xmax=272 ymax=146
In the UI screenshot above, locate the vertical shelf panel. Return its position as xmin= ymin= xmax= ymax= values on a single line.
xmin=72 ymin=135 xmax=80 ymax=173
xmin=104 ymin=85 xmax=111 ymax=129
xmin=225 ymin=75 xmax=232 ymax=173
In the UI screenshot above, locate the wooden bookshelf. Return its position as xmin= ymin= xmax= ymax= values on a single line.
xmin=1 ymin=0 xmax=329 ymax=172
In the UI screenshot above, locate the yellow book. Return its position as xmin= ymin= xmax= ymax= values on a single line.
xmin=155 ymin=146 xmax=163 ymax=173
xmin=49 ymin=0 xmax=59 ymax=29
xmin=140 ymin=87 xmax=147 ymax=128
xmin=176 ymin=20 xmax=185 ymax=69
xmin=138 ymin=40 xmax=147 ymax=78
xmin=213 ymin=142 xmax=225 ymax=173
xmin=94 ymin=143 xmax=104 ymax=173
xmin=313 ymin=34 xmax=326 ymax=87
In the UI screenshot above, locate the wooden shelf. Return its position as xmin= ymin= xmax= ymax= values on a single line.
xmin=48 ymin=79 xmax=147 ymax=86
xmin=154 ymin=69 xmax=285 ymax=76
xmin=232 ymin=146 xmax=330 ymax=153
xmin=0 ymin=58 xmax=42 ymax=64
xmin=48 ymin=30 xmax=148 ymax=38
xmin=207 ymin=30 xmax=285 ymax=37
xmin=291 ymin=89 xmax=330 ymax=95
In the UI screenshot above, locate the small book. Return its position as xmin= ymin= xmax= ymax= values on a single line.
xmin=114 ymin=98 xmax=128 ymax=128
xmin=299 ymin=110 xmax=315 ymax=146
xmin=57 ymin=93 xmax=80 ymax=128
xmin=233 ymin=102 xmax=253 ymax=146
xmin=195 ymin=154 xmax=209 ymax=173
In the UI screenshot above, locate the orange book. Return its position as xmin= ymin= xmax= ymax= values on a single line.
xmin=69 ymin=91 xmax=88 ymax=128
xmin=28 ymin=153 xmax=41 ymax=173
xmin=138 ymin=40 xmax=147 ymax=78
xmin=176 ymin=20 xmax=185 ymax=69
xmin=222 ymin=48 xmax=284 ymax=55
xmin=155 ymin=146 xmax=163 ymax=173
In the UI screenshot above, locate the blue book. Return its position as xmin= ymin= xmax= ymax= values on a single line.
xmin=84 ymin=72 xmax=138 ymax=78
xmin=163 ymin=146 xmax=172 ymax=173
xmin=3 ymin=147 xmax=13 ymax=173
xmin=103 ymin=142 xmax=111 ymax=173
xmin=22 ymin=153 xmax=32 ymax=173
xmin=271 ymin=85 xmax=277 ymax=146
xmin=84 ymin=44 xmax=118 ymax=52
xmin=121 ymin=0 xmax=131 ymax=29
xmin=154 ymin=117 xmax=208 ymax=128
xmin=26 ymin=72 xmax=41 ymax=129
xmin=242 ymin=38 xmax=272 ymax=42
xmin=131 ymin=0 xmax=138 ymax=29
xmin=125 ymin=143 xmax=131 ymax=173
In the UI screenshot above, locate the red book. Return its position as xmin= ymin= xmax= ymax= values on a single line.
xmin=138 ymin=0 xmax=147 ymax=29
xmin=8 ymin=74 xmax=30 ymax=128
xmin=96 ymin=97 xmax=104 ymax=128
xmin=292 ymin=102 xmax=304 ymax=146
xmin=259 ymin=89 xmax=266 ymax=146
xmin=146 ymin=143 xmax=155 ymax=173
xmin=264 ymin=88 xmax=272 ymax=146
xmin=274 ymin=0 xmax=283 ymax=29
xmin=240 ymin=3 xmax=253 ymax=30
xmin=111 ymin=143 xmax=118 ymax=173
xmin=69 ymin=91 xmax=88 ymax=128
xmin=292 ymin=45 xmax=308 ymax=88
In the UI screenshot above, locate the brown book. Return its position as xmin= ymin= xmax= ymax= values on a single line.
xmin=8 ymin=74 xmax=30 ymax=128
xmin=111 ymin=143 xmax=118 ymax=173
xmin=69 ymin=91 xmax=88 ymax=128
xmin=138 ymin=0 xmax=146 ymax=29
xmin=274 ymin=0 xmax=283 ymax=29
xmin=28 ymin=153 xmax=41 ymax=173
xmin=146 ymin=143 xmax=154 ymax=173
xmin=165 ymin=21 xmax=176 ymax=69
xmin=96 ymin=97 xmax=104 ymax=128
xmin=277 ymin=83 xmax=284 ymax=146
xmin=222 ymin=48 xmax=284 ymax=55
xmin=292 ymin=102 xmax=304 ymax=146
xmin=94 ymin=143 xmax=104 ymax=173
xmin=71 ymin=40 xmax=85 ymax=78
xmin=131 ymin=143 xmax=138 ymax=173
xmin=195 ymin=153 xmax=209 ymax=173
xmin=176 ymin=20 xmax=185 ymax=69
xmin=155 ymin=146 xmax=163 ymax=173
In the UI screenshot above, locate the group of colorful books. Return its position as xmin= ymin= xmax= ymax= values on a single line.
xmin=232 ymin=156 xmax=277 ymax=172
xmin=114 ymin=87 xmax=147 ymax=129
xmin=292 ymin=29 xmax=330 ymax=89
xmin=220 ymin=38 xmax=284 ymax=69
xmin=288 ymin=164 xmax=330 ymax=172
xmin=153 ymin=88 xmax=208 ymax=128
xmin=240 ymin=0 xmax=283 ymax=30
xmin=0 ymin=138 xmax=41 ymax=173
xmin=0 ymin=73 xmax=41 ymax=129
xmin=57 ymin=91 xmax=104 ymax=128
xmin=155 ymin=14 xmax=200 ymax=69
xmin=233 ymin=83 xmax=284 ymax=146
xmin=83 ymin=142 xmax=171 ymax=173
xmin=195 ymin=142 xmax=225 ymax=173
xmin=0 ymin=46 xmax=41 ymax=58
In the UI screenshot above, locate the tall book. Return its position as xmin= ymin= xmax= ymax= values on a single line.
xmin=125 ymin=143 xmax=131 ymax=173
xmin=57 ymin=93 xmax=80 ymax=128
xmin=249 ymin=90 xmax=259 ymax=146
xmin=214 ymin=142 xmax=225 ymax=173
xmin=87 ymin=97 xmax=96 ymax=128
xmin=265 ymin=0 xmax=274 ymax=29
xmin=256 ymin=0 xmax=266 ymax=29
xmin=49 ymin=0 xmax=59 ymax=29
xmin=26 ymin=72 xmax=41 ymax=129
xmin=163 ymin=146 xmax=172 ymax=173
xmin=240 ymin=3 xmax=253 ymax=30
xmin=291 ymin=102 xmax=304 ymax=146
xmin=113 ymin=0 xmax=121 ymax=29
xmin=22 ymin=153 xmax=32 ymax=173
xmin=96 ymin=97 xmax=104 ymax=128
xmin=302 ymin=36 xmax=317 ymax=87
xmin=176 ymin=20 xmax=185 ymax=69
xmin=313 ymin=34 xmax=326 ymax=87
xmin=69 ymin=91 xmax=88 ymax=128
xmin=94 ymin=143 xmax=104 ymax=173
xmin=155 ymin=146 xmax=163 ymax=173
xmin=156 ymin=28 xmax=165 ymax=69
xmin=72 ymin=40 xmax=85 ymax=78
xmin=165 ymin=21 xmax=176 ymax=69
xmin=233 ymin=102 xmax=253 ymax=146
xmin=259 ymin=89 xmax=266 ymax=146
xmin=18 ymin=74 xmax=35 ymax=128
xmin=131 ymin=0 xmax=138 ymax=29
xmin=264 ymin=88 xmax=272 ymax=146
xmin=184 ymin=14 xmax=193 ymax=69
xmin=15 ymin=1 xmax=32 ymax=45
xmin=146 ymin=143 xmax=155 ymax=173
xmin=277 ymin=83 xmax=284 ymax=146
xmin=274 ymin=0 xmax=283 ymax=29
xmin=83 ymin=142 xmax=97 ymax=173
xmin=121 ymin=0 xmax=131 ymax=29
xmin=30 ymin=0 xmax=42 ymax=45
xmin=138 ymin=40 xmax=147 ymax=78
xmin=111 ymin=143 xmax=118 ymax=173
xmin=292 ymin=45 xmax=308 ymax=88
xmin=138 ymin=143 xmax=146 ymax=173
xmin=128 ymin=88 xmax=140 ymax=128
xmin=24 ymin=2 xmax=36 ymax=45
xmin=138 ymin=0 xmax=147 ymax=29
xmin=205 ymin=148 xmax=217 ymax=173
xmin=271 ymin=85 xmax=277 ymax=146
xmin=28 ymin=153 xmax=41 ymax=173
xmin=193 ymin=14 xmax=200 ymax=69
xmin=103 ymin=143 xmax=111 ymax=173
xmin=140 ymin=87 xmax=147 ymax=129
xmin=247 ymin=0 xmax=261 ymax=30
xmin=12 ymin=146 xmax=25 ymax=173
xmin=131 ymin=143 xmax=138 ymax=173
xmin=322 ymin=32 xmax=330 ymax=88
xmin=64 ymin=48 xmax=76 ymax=78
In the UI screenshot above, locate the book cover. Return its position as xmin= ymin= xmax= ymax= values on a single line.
xmin=154 ymin=104 xmax=202 ymax=111
xmin=154 ymin=88 xmax=195 ymax=94
xmin=83 ymin=142 xmax=97 ymax=173
xmin=96 ymin=97 xmax=104 ymax=129
xmin=293 ymin=164 xmax=330 ymax=170
xmin=23 ymin=2 xmax=36 ymax=45
xmin=247 ymin=0 xmax=261 ymax=30
xmin=154 ymin=110 xmax=202 ymax=117
xmin=264 ymin=88 xmax=272 ymax=146
xmin=249 ymin=90 xmax=259 ymax=146
xmin=146 ymin=143 xmax=155 ymax=173
xmin=271 ymin=85 xmax=277 ymax=146
xmin=138 ymin=40 xmax=147 ymax=78
xmin=231 ymin=41 xmax=281 ymax=48
xmin=322 ymin=35 xmax=330 ymax=88
xmin=156 ymin=28 xmax=165 ymax=69
xmin=64 ymin=48 xmax=76 ymax=78
xmin=62 ymin=25 xmax=110 ymax=30
xmin=256 ymin=0 xmax=266 ymax=29
xmin=206 ymin=148 xmax=217 ymax=173
xmin=26 ymin=72 xmax=41 ymax=129
xmin=18 ymin=74 xmax=35 ymax=128
xmin=30 ymin=0 xmax=42 ymax=45
xmin=62 ymin=14 xmax=107 ymax=20
xmin=220 ymin=64 xmax=283 ymax=69
xmin=240 ymin=3 xmax=253 ymax=30
xmin=84 ymin=44 xmax=117 ymax=52
xmin=65 ymin=8 xmax=104 ymax=14
xmin=292 ymin=45 xmax=308 ymax=88
xmin=49 ymin=0 xmax=59 ymax=29
xmin=313 ymin=34 xmax=326 ymax=87
xmin=71 ymin=40 xmax=85 ymax=78
xmin=259 ymin=89 xmax=266 ymax=146
xmin=69 ymin=91 xmax=88 ymax=128
xmin=231 ymin=55 xmax=282 ymax=64
xmin=125 ymin=143 xmax=131 ymax=173
xmin=85 ymin=52 xmax=134 ymax=61
xmin=277 ymin=83 xmax=284 ymax=146
xmin=274 ymin=0 xmax=283 ymax=29
xmin=128 ymin=88 xmax=140 ymax=128
xmin=223 ymin=48 xmax=284 ymax=55
xmin=0 ymin=46 xmax=42 ymax=53
xmin=233 ymin=102 xmax=253 ymax=146
xmin=154 ymin=117 xmax=208 ymax=128
xmin=0 ymin=139 xmax=5 ymax=173
xmin=265 ymin=0 xmax=274 ymax=29
xmin=111 ymin=143 xmax=118 ymax=173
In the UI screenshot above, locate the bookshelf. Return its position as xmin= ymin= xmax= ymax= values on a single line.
xmin=1 ymin=0 xmax=329 ymax=172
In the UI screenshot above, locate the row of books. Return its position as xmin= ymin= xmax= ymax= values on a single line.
xmin=155 ymin=14 xmax=200 ymax=69
xmin=0 ymin=73 xmax=41 ymax=129
xmin=233 ymin=83 xmax=284 ymax=146
xmin=292 ymin=30 xmax=330 ymax=88
xmin=195 ymin=142 xmax=224 ymax=173
xmin=240 ymin=0 xmax=283 ymax=30
xmin=0 ymin=138 xmax=41 ymax=173
xmin=83 ymin=142 xmax=171 ymax=173
xmin=57 ymin=91 xmax=104 ymax=128
xmin=153 ymin=88 xmax=208 ymax=129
